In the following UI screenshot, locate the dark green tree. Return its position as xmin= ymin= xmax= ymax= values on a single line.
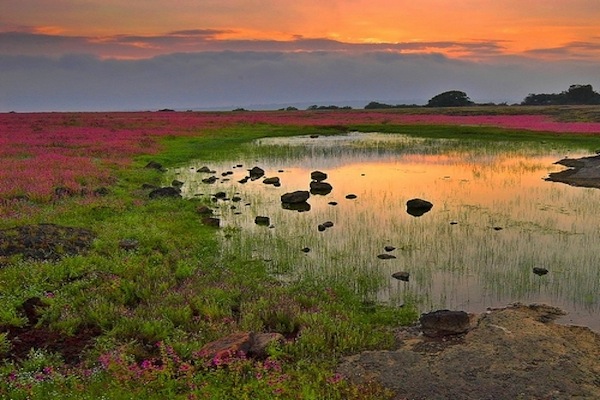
xmin=522 ymin=84 xmax=600 ymax=105
xmin=426 ymin=90 xmax=474 ymax=107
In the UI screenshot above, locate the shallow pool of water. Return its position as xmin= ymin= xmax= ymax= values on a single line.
xmin=170 ymin=132 xmax=600 ymax=330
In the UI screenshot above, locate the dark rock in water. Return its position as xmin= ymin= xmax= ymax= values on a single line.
xmin=301 ymin=247 xmax=311 ymax=253
xmin=377 ymin=254 xmax=397 ymax=260
xmin=249 ymin=166 xmax=265 ymax=180
xmin=282 ymin=202 xmax=311 ymax=212
xmin=384 ymin=245 xmax=396 ymax=252
xmin=318 ymin=224 xmax=326 ymax=232
xmin=420 ymin=310 xmax=471 ymax=337
xmin=493 ymin=226 xmax=503 ymax=231
xmin=311 ymin=170 xmax=328 ymax=182
xmin=214 ymin=191 xmax=227 ymax=199
xmin=406 ymin=198 xmax=433 ymax=217
xmin=196 ymin=205 xmax=213 ymax=215
xmin=281 ymin=190 xmax=310 ymax=204
xmin=202 ymin=176 xmax=218 ymax=184
xmin=450 ymin=221 xmax=458 ymax=225
xmin=232 ymin=196 xmax=242 ymax=202
xmin=310 ymin=135 xmax=319 ymax=139
xmin=273 ymin=182 xmax=281 ymax=187
xmin=345 ymin=194 xmax=358 ymax=199
xmin=310 ymin=181 xmax=333 ymax=195
xmin=171 ymin=179 xmax=184 ymax=188
xmin=255 ymin=216 xmax=270 ymax=226
xmin=145 ymin=161 xmax=163 ymax=170
xmin=328 ymin=201 xmax=338 ymax=206
xmin=149 ymin=187 xmax=182 ymax=199
xmin=278 ymin=169 xmax=284 ymax=173
xmin=197 ymin=166 xmax=212 ymax=173
xmin=201 ymin=217 xmax=220 ymax=228
xmin=238 ymin=177 xmax=249 ymax=184
xmin=322 ymin=221 xmax=334 ymax=228
xmin=392 ymin=271 xmax=410 ymax=281
xmin=263 ymin=177 xmax=280 ymax=185
xmin=533 ymin=267 xmax=549 ymax=276
xmin=119 ymin=239 xmax=139 ymax=251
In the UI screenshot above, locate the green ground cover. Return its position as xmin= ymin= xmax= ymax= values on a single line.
xmin=2 ymin=112 xmax=600 ymax=399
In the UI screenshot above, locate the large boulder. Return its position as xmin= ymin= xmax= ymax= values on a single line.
xmin=419 ymin=310 xmax=471 ymax=337
xmin=263 ymin=177 xmax=280 ymax=185
xmin=309 ymin=181 xmax=333 ymax=195
xmin=311 ymin=170 xmax=328 ymax=182
xmin=406 ymin=198 xmax=433 ymax=217
xmin=249 ymin=166 xmax=265 ymax=180
xmin=281 ymin=190 xmax=310 ymax=204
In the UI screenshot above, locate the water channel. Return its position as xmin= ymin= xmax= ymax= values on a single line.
xmin=169 ymin=132 xmax=600 ymax=330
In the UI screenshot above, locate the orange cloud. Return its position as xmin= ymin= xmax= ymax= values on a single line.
xmin=2 ymin=0 xmax=600 ymax=60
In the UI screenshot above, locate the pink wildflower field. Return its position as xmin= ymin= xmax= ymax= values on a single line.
xmin=1 ymin=110 xmax=600 ymax=217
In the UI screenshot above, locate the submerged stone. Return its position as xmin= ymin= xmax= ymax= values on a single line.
xmin=392 ymin=271 xmax=410 ymax=282
xmin=310 ymin=181 xmax=333 ymax=195
xmin=311 ymin=170 xmax=328 ymax=182
xmin=249 ymin=166 xmax=265 ymax=180
xmin=255 ymin=216 xmax=270 ymax=226
xmin=282 ymin=202 xmax=311 ymax=212
xmin=281 ymin=190 xmax=310 ymax=204
xmin=263 ymin=177 xmax=280 ymax=185
xmin=406 ymin=198 xmax=433 ymax=217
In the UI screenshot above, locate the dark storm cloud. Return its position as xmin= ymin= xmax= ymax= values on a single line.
xmin=0 ymin=29 xmax=506 ymax=59
xmin=2 ymin=51 xmax=599 ymax=112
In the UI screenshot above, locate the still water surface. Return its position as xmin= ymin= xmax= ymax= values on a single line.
xmin=171 ymin=133 xmax=600 ymax=330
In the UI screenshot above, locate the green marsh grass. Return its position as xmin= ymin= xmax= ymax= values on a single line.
xmin=3 ymin=120 xmax=600 ymax=399
xmin=174 ymin=132 xmax=600 ymax=330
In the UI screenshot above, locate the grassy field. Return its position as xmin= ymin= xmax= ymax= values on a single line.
xmin=1 ymin=107 xmax=600 ymax=399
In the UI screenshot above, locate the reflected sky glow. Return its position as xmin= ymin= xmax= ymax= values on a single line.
xmin=171 ymin=133 xmax=600 ymax=330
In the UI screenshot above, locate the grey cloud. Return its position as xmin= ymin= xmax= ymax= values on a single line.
xmin=167 ymin=29 xmax=232 ymax=37
xmin=525 ymin=41 xmax=600 ymax=58
xmin=0 ymin=30 xmax=507 ymax=59
xmin=1 ymin=51 xmax=599 ymax=112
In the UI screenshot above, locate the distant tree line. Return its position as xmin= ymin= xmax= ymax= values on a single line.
xmin=521 ymin=84 xmax=600 ymax=106
xmin=272 ymin=84 xmax=600 ymax=112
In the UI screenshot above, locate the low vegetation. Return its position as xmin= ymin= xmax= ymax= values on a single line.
xmin=1 ymin=108 xmax=600 ymax=398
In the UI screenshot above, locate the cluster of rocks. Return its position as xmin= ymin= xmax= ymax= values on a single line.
xmin=309 ymin=170 xmax=332 ymax=195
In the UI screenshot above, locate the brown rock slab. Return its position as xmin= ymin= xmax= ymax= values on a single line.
xmin=420 ymin=310 xmax=471 ymax=337
xmin=339 ymin=304 xmax=600 ymax=400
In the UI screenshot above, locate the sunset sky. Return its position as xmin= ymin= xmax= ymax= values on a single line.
xmin=2 ymin=1 xmax=600 ymax=111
